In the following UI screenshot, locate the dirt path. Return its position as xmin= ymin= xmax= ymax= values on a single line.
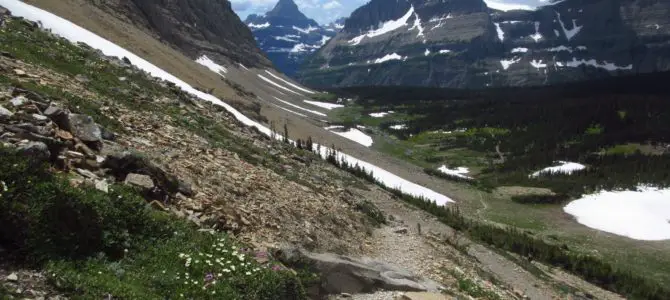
xmin=341 ymin=188 xmax=564 ymax=300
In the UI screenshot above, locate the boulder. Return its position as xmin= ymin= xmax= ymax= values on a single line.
xmin=278 ymin=248 xmax=442 ymax=296
xmin=103 ymin=152 xmax=194 ymax=197
xmin=6 ymin=272 xmax=18 ymax=282
xmin=43 ymin=106 xmax=69 ymax=130
xmin=124 ymin=173 xmax=155 ymax=190
xmin=68 ymin=114 xmax=102 ymax=143
xmin=0 ymin=105 xmax=13 ymax=119
xmin=9 ymin=96 xmax=27 ymax=107
xmin=17 ymin=142 xmax=50 ymax=162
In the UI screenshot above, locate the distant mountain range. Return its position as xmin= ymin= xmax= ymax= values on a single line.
xmin=296 ymin=0 xmax=670 ymax=88
xmin=244 ymin=0 xmax=345 ymax=77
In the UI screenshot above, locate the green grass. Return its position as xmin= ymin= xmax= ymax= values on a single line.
xmin=0 ymin=148 xmax=306 ymax=299
xmin=602 ymin=143 xmax=641 ymax=156
xmin=447 ymin=269 xmax=501 ymax=300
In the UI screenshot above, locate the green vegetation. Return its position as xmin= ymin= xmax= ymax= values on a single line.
xmin=510 ymin=194 xmax=570 ymax=205
xmin=447 ymin=270 xmax=501 ymax=300
xmin=0 ymin=147 xmax=305 ymax=299
xmin=309 ymin=92 xmax=338 ymax=103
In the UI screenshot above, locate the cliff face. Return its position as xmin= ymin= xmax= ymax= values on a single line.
xmin=297 ymin=0 xmax=670 ymax=88
xmin=244 ymin=0 xmax=343 ymax=77
xmin=89 ymin=0 xmax=272 ymax=68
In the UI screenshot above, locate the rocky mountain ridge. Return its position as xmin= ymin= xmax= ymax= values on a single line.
xmin=245 ymin=0 xmax=344 ymax=76
xmin=85 ymin=0 xmax=272 ymax=69
xmin=298 ymin=0 xmax=670 ymax=88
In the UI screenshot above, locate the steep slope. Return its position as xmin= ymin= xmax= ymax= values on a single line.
xmin=245 ymin=0 xmax=340 ymax=77
xmin=298 ymin=0 xmax=670 ymax=88
xmin=86 ymin=0 xmax=272 ymax=69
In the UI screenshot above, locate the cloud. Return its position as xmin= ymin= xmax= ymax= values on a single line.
xmin=322 ymin=0 xmax=342 ymax=10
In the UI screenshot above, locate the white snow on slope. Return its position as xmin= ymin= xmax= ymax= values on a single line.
xmin=2 ymin=0 xmax=454 ymax=206
xmin=349 ymin=6 xmax=415 ymax=45
xmin=530 ymin=21 xmax=543 ymax=42
xmin=511 ymin=47 xmax=528 ymax=53
xmin=547 ymin=45 xmax=572 ymax=52
xmin=438 ymin=50 xmax=452 ymax=54
xmin=390 ymin=124 xmax=407 ymax=130
xmin=494 ymin=22 xmax=505 ymax=41
xmin=500 ymin=57 xmax=521 ymax=70
xmin=424 ymin=49 xmax=431 ymax=56
xmin=238 ymin=63 xmax=249 ymax=71
xmin=319 ymin=35 xmax=331 ymax=46
xmin=275 ymin=36 xmax=300 ymax=43
xmin=325 ymin=127 xmax=373 ymax=147
xmin=369 ymin=111 xmax=393 ymax=118
xmin=530 ymin=161 xmax=586 ymax=178
xmin=274 ymin=97 xmax=326 ymax=117
xmin=561 ymin=58 xmax=633 ymax=71
xmin=293 ymin=25 xmax=319 ymax=34
xmin=564 ymin=186 xmax=670 ymax=241
xmin=264 ymin=70 xmax=316 ymax=94
xmin=556 ymin=12 xmax=582 ymax=41
xmin=484 ymin=0 xmax=534 ymax=11
xmin=530 ymin=59 xmax=547 ymax=69
xmin=437 ymin=166 xmax=473 ymax=180
xmin=273 ymin=104 xmax=309 ymax=118
xmin=409 ymin=12 xmax=425 ymax=39
xmin=373 ymin=53 xmax=406 ymax=64
xmin=195 ymin=55 xmax=227 ymax=76
xmin=290 ymin=43 xmax=321 ymax=53
xmin=257 ymin=74 xmax=303 ymax=95
xmin=303 ymin=100 xmax=344 ymax=110
xmin=248 ymin=22 xmax=270 ymax=29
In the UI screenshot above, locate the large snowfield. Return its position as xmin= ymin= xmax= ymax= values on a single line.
xmin=3 ymin=0 xmax=454 ymax=206
xmin=564 ymin=186 xmax=670 ymax=241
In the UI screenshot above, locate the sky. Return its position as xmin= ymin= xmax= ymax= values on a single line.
xmin=230 ymin=0 xmax=555 ymax=25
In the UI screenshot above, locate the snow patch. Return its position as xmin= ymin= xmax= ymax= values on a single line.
xmin=409 ymin=12 xmax=425 ymax=41
xmin=238 ymin=63 xmax=249 ymax=71
xmin=500 ymin=57 xmax=521 ymax=70
xmin=560 ymin=58 xmax=633 ymax=71
xmin=484 ymin=0 xmax=534 ymax=11
xmin=195 ymin=55 xmax=227 ymax=76
xmin=303 ymin=100 xmax=344 ymax=110
xmin=274 ymin=36 xmax=300 ymax=43
xmin=530 ymin=21 xmax=543 ymax=42
xmin=325 ymin=127 xmax=374 ymax=147
xmin=494 ymin=22 xmax=505 ymax=41
xmin=258 ymin=74 xmax=303 ymax=95
xmin=530 ymin=59 xmax=547 ymax=69
xmin=273 ymin=104 xmax=308 ymax=118
xmin=293 ymin=25 xmax=319 ymax=34
xmin=530 ymin=161 xmax=585 ymax=178
xmin=556 ymin=12 xmax=582 ymax=41
xmin=369 ymin=111 xmax=393 ymax=118
xmin=390 ymin=124 xmax=407 ymax=130
xmin=564 ymin=186 xmax=670 ymax=241
xmin=372 ymin=53 xmax=406 ymax=64
xmin=511 ymin=47 xmax=528 ymax=53
xmin=438 ymin=50 xmax=452 ymax=54
xmin=274 ymin=97 xmax=326 ymax=117
xmin=2 ymin=0 xmax=455 ymax=207
xmin=349 ymin=6 xmax=415 ymax=45
xmin=248 ymin=22 xmax=270 ymax=29
xmin=424 ymin=49 xmax=431 ymax=56
xmin=437 ymin=166 xmax=473 ymax=180
xmin=265 ymin=70 xmax=316 ymax=94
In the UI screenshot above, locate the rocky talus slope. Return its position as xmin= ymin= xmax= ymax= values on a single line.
xmin=298 ymin=0 xmax=670 ymax=88
xmin=244 ymin=0 xmax=342 ymax=77
xmin=84 ymin=0 xmax=272 ymax=69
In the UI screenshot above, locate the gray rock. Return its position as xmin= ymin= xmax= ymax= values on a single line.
xmin=10 ymin=96 xmax=27 ymax=107
xmin=394 ymin=227 xmax=409 ymax=234
xmin=17 ymin=142 xmax=50 ymax=162
xmin=6 ymin=272 xmax=18 ymax=281
xmin=75 ymin=168 xmax=99 ymax=179
xmin=68 ymin=114 xmax=101 ymax=142
xmin=279 ymin=248 xmax=442 ymax=295
xmin=32 ymin=113 xmax=48 ymax=122
xmin=94 ymin=180 xmax=109 ymax=193
xmin=124 ymin=173 xmax=155 ymax=190
xmin=0 ymin=105 xmax=13 ymax=119
xmin=43 ymin=106 xmax=69 ymax=130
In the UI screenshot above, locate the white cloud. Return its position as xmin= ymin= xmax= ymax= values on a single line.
xmin=322 ymin=0 xmax=342 ymax=10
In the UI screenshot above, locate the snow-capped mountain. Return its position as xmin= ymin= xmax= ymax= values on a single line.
xmin=297 ymin=0 xmax=670 ymax=88
xmin=245 ymin=0 xmax=343 ymax=77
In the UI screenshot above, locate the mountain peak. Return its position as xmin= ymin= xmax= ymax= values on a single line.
xmin=267 ymin=0 xmax=308 ymax=20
